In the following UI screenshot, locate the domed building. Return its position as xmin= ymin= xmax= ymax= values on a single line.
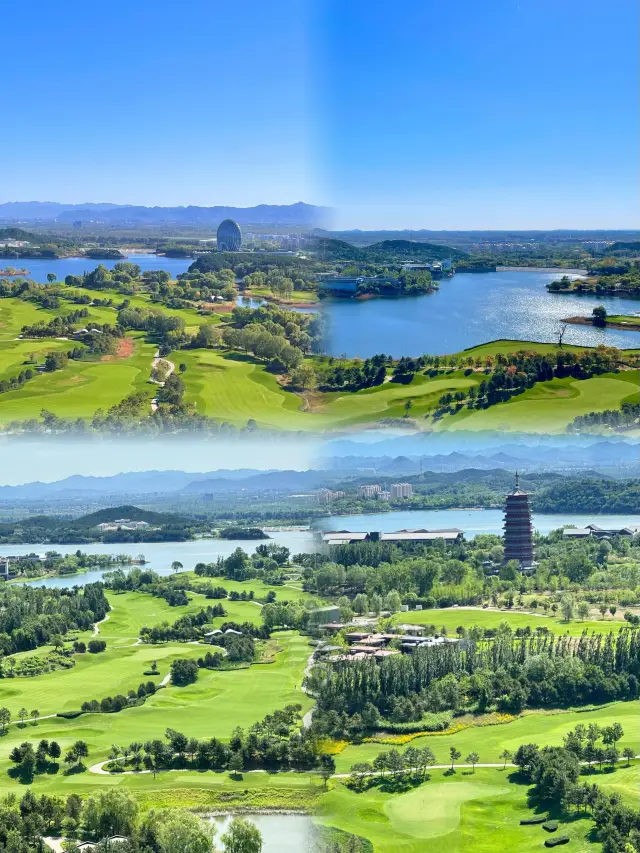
xmin=217 ymin=218 xmax=242 ymax=252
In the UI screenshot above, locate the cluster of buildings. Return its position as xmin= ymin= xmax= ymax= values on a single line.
xmin=315 ymin=624 xmax=458 ymax=664
xmin=95 ymin=518 xmax=152 ymax=533
xmin=562 ymin=523 xmax=640 ymax=539
xmin=314 ymin=488 xmax=346 ymax=504
xmin=318 ymin=528 xmax=464 ymax=546
xmin=359 ymin=482 xmax=413 ymax=500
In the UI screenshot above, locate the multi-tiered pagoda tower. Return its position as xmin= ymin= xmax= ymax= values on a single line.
xmin=503 ymin=472 xmax=534 ymax=566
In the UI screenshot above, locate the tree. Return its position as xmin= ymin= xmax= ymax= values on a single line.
xmin=449 ymin=747 xmax=461 ymax=771
xmin=47 ymin=273 xmax=56 ymax=283
xmin=229 ymin=751 xmax=244 ymax=778
xmin=560 ymin=595 xmax=574 ymax=622
xmin=466 ymin=752 xmax=479 ymax=772
xmin=577 ymin=601 xmax=590 ymax=622
xmin=30 ymin=709 xmax=39 ymax=726
xmin=319 ymin=754 xmax=335 ymax=789
xmin=18 ymin=708 xmax=27 ymax=727
xmin=222 ymin=817 xmax=263 ymax=853
xmin=170 ymin=659 xmax=198 ymax=686
xmin=500 ymin=749 xmax=512 ymax=770
xmin=592 ymin=305 xmax=607 ymax=327
xmin=171 ymin=561 xmax=183 ymax=574
xmin=151 ymin=809 xmax=216 ymax=853
xmin=622 ymin=747 xmax=635 ymax=766
xmin=0 ymin=707 xmax=10 ymax=734
xmin=609 ymin=605 xmax=617 ymax=618
xmin=403 ymin=399 xmax=413 ymax=418
xmin=84 ymin=790 xmax=138 ymax=838
xmin=599 ymin=603 xmax=608 ymax=619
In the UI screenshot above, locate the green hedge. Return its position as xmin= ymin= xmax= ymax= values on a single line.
xmin=545 ymin=836 xmax=569 ymax=848
xmin=520 ymin=817 xmax=546 ymax=825
xmin=543 ymin=822 xmax=559 ymax=833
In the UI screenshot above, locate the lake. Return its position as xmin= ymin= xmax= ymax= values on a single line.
xmin=2 ymin=253 xmax=192 ymax=283
xmin=315 ymin=508 xmax=640 ymax=537
xmin=209 ymin=814 xmax=314 ymax=853
xmin=321 ymin=270 xmax=640 ymax=357
xmin=8 ymin=530 xmax=317 ymax=589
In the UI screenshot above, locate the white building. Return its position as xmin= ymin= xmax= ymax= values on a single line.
xmin=390 ymin=483 xmax=413 ymax=499
xmin=359 ymin=484 xmax=381 ymax=499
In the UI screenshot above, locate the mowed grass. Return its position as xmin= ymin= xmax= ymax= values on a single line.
xmin=0 ymin=334 xmax=155 ymax=422
xmin=0 ymin=630 xmax=311 ymax=767
xmin=317 ymin=762 xmax=638 ymax=853
xmin=442 ymin=371 xmax=640 ymax=433
xmin=395 ymin=607 xmax=627 ymax=636
xmin=334 ymin=700 xmax=640 ymax=773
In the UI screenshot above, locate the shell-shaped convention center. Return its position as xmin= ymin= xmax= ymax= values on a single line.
xmin=216 ymin=218 xmax=243 ymax=251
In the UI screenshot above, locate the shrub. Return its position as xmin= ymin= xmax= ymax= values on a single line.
xmin=87 ymin=639 xmax=106 ymax=654
xmin=543 ymin=822 xmax=559 ymax=833
xmin=545 ymin=836 xmax=569 ymax=848
xmin=520 ymin=817 xmax=547 ymax=826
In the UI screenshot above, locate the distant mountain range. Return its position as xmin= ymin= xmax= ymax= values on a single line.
xmin=0 ymin=201 xmax=331 ymax=228
xmin=0 ymin=468 xmax=326 ymax=502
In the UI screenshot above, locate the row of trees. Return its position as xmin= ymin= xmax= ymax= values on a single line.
xmin=0 ymin=787 xmax=263 ymax=853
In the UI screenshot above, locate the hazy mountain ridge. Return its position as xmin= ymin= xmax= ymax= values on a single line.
xmin=0 ymin=201 xmax=330 ymax=227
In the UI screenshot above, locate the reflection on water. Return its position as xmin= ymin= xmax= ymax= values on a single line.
xmin=209 ymin=814 xmax=313 ymax=853
xmin=323 ymin=270 xmax=640 ymax=357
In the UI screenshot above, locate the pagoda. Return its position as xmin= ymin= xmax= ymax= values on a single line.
xmin=503 ymin=472 xmax=534 ymax=566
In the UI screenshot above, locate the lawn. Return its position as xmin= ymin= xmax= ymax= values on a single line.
xmin=334 ymin=700 xmax=640 ymax=773
xmin=316 ymin=761 xmax=637 ymax=853
xmin=395 ymin=607 xmax=627 ymax=636
xmin=0 ymin=335 xmax=156 ymax=422
xmin=442 ymin=371 xmax=640 ymax=433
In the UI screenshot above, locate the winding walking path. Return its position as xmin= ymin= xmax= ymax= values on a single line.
xmin=150 ymin=352 xmax=176 ymax=411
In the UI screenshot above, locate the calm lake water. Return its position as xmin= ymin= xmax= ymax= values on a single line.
xmin=322 ymin=270 xmax=640 ymax=357
xmin=1 ymin=254 xmax=192 ymax=283
xmin=209 ymin=814 xmax=313 ymax=853
xmin=9 ymin=530 xmax=317 ymax=589
xmin=315 ymin=509 xmax=640 ymax=537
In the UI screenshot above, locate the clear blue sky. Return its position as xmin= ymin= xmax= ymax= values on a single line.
xmin=3 ymin=0 xmax=637 ymax=228
xmin=2 ymin=0 xmax=317 ymax=208
xmin=315 ymin=0 xmax=639 ymax=229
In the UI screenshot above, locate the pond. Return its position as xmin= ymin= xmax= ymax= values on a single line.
xmin=315 ymin=508 xmax=640 ymax=537
xmin=8 ymin=530 xmax=317 ymax=588
xmin=209 ymin=813 xmax=314 ymax=852
xmin=321 ymin=270 xmax=640 ymax=357
xmin=1 ymin=254 xmax=192 ymax=283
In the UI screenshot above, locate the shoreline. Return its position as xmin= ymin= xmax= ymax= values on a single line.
xmin=497 ymin=266 xmax=588 ymax=274
xmin=562 ymin=315 xmax=640 ymax=332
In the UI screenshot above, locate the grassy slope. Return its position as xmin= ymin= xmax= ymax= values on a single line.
xmin=334 ymin=700 xmax=640 ymax=772
xmin=394 ymin=607 xmax=628 ymax=636
xmin=2 ymin=290 xmax=639 ymax=430
xmin=317 ymin=762 xmax=639 ymax=853
xmin=442 ymin=371 xmax=640 ymax=433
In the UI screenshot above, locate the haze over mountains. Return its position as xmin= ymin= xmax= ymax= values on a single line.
xmin=0 ymin=201 xmax=330 ymax=228
xmin=0 ymin=438 xmax=638 ymax=504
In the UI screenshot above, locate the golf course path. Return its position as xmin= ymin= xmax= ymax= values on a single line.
xmin=301 ymin=651 xmax=316 ymax=729
xmin=86 ymin=755 xmax=640 ymax=778
xmin=92 ymin=612 xmax=111 ymax=636
xmin=150 ymin=352 xmax=175 ymax=411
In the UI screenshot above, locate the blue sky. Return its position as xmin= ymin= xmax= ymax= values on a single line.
xmin=2 ymin=0 xmax=637 ymax=228
xmin=1 ymin=0 xmax=316 ymax=208
xmin=316 ymin=0 xmax=639 ymax=229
